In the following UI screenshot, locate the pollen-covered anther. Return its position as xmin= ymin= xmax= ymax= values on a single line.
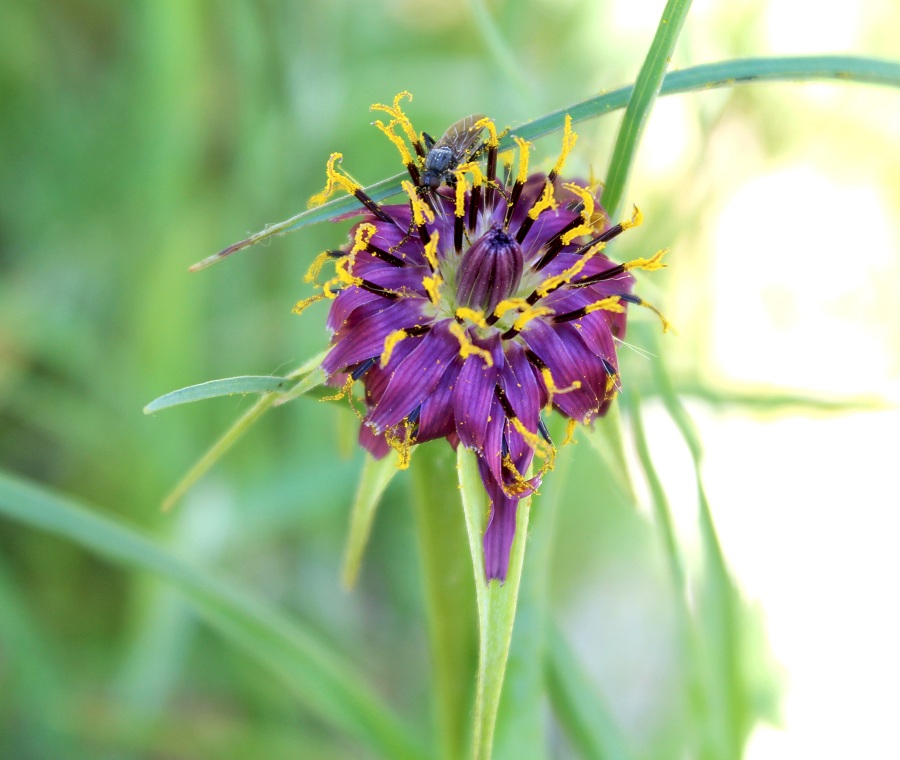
xmin=402 ymin=181 xmax=435 ymax=227
xmin=456 ymin=225 xmax=524 ymax=314
xmin=370 ymin=91 xmax=419 ymax=148
xmin=454 ymin=307 xmax=489 ymax=329
xmin=562 ymin=418 xmax=578 ymax=446
xmin=304 ymin=251 xmax=334 ymax=285
xmin=449 ymin=322 xmax=493 ymax=368
xmin=624 ymin=248 xmax=669 ymax=272
xmin=372 ymin=118 xmax=414 ymax=166
xmin=380 ymin=329 xmax=410 ymax=368
xmin=422 ymin=274 xmax=443 ymax=305
xmin=540 ymin=367 xmax=581 ymax=410
xmin=308 ymin=153 xmax=360 ymax=207
xmin=548 ymin=114 xmax=577 ymax=183
xmin=292 ymin=292 xmax=329 ymax=315
xmin=559 ymin=183 xmax=597 ymax=245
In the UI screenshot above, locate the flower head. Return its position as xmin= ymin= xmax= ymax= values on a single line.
xmin=301 ymin=93 xmax=668 ymax=581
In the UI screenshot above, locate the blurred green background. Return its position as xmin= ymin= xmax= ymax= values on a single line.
xmin=1 ymin=1 xmax=897 ymax=758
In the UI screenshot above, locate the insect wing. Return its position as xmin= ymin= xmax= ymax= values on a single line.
xmin=433 ymin=113 xmax=487 ymax=162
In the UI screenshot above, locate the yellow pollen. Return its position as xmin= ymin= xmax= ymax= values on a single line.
xmin=509 ymin=416 xmax=555 ymax=463
xmin=476 ymin=117 xmax=500 ymax=148
xmin=624 ymin=248 xmax=669 ymax=272
xmin=455 ymin=307 xmax=489 ymax=329
xmin=562 ymin=418 xmax=578 ymax=446
xmin=634 ymin=296 xmax=675 ymax=334
xmin=292 ymin=292 xmax=328 ymax=316
xmin=454 ymin=175 xmax=468 ymax=217
xmin=308 ymin=153 xmax=360 ymax=207
xmin=422 ymin=231 xmax=440 ymax=271
xmin=449 ymin=322 xmax=493 ymax=367
xmin=372 ymin=118 xmax=413 ymax=165
xmin=456 ymin=161 xmax=485 ymax=187
xmin=551 ymin=114 xmax=578 ymax=176
xmin=352 ymin=223 xmax=377 ymax=253
xmin=584 ymin=296 xmax=625 ymax=315
xmin=537 ymin=243 xmax=606 ymax=297
xmin=370 ymin=91 xmax=418 ymax=147
xmin=402 ymin=180 xmax=435 ymax=226
xmin=492 ymin=298 xmax=532 ymax=321
xmin=560 ymin=183 xmax=597 ymax=245
xmin=513 ymin=137 xmax=531 ymax=184
xmin=380 ymin=329 xmax=410 ymax=368
xmin=385 ymin=423 xmax=414 ymax=470
xmin=540 ymin=367 xmax=581 ymax=410
xmin=621 ymin=205 xmax=643 ymax=231
xmin=304 ymin=251 xmax=334 ymax=285
xmin=320 ymin=375 xmax=356 ymax=404
xmin=528 ymin=182 xmax=558 ymax=220
xmin=512 ymin=305 xmax=554 ymax=333
xmin=605 ymin=372 xmax=618 ymax=396
xmin=422 ymin=274 xmax=443 ymax=305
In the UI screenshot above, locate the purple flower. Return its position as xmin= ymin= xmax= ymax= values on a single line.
xmin=299 ymin=93 xmax=668 ymax=581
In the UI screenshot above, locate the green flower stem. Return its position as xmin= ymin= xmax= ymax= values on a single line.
xmin=458 ymin=447 xmax=532 ymax=760
xmin=603 ymin=0 xmax=694 ymax=220
xmin=410 ymin=443 xmax=478 ymax=760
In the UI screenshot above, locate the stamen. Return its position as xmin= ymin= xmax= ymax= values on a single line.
xmin=422 ymin=274 xmax=443 ymax=305
xmin=616 ymin=293 xmax=674 ymax=333
xmin=504 ymin=137 xmax=531 ymax=227
xmin=552 ymin=296 xmax=625 ymax=324
xmin=385 ymin=423 xmax=414 ymax=469
xmin=449 ymin=322 xmax=493 ymax=368
xmin=455 ymin=307 xmax=489 ymax=329
xmin=515 ymin=182 xmax=557 ymax=244
xmin=370 ymin=91 xmax=424 ymax=157
xmin=528 ymin=243 xmax=607 ymax=304
xmin=547 ymin=114 xmax=577 ymax=185
xmin=562 ymin=418 xmax=578 ymax=446
xmin=304 ymin=251 xmax=333 ymax=284
xmin=309 ymin=153 xmax=395 ymax=225
xmin=537 ymin=416 xmax=552 ymax=445
xmin=402 ymin=180 xmax=435 ymax=244
xmin=501 ymin=305 xmax=554 ymax=340
xmin=372 ymin=119 xmax=413 ymax=166
xmin=379 ymin=324 xmax=431 ymax=367
xmin=351 ymin=357 xmax=377 ymax=380
xmin=366 ymin=242 xmax=406 ymax=267
xmin=292 ymin=292 xmax=329 ymax=315
xmin=454 ymin=177 xmax=467 ymax=254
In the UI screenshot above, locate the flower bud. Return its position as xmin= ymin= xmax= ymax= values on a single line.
xmin=456 ymin=225 xmax=524 ymax=314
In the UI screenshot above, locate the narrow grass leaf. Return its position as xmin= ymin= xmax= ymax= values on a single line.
xmin=341 ymin=452 xmax=405 ymax=589
xmin=603 ymin=0 xmax=694 ymax=219
xmin=0 ymin=471 xmax=426 ymax=760
xmin=193 ymin=56 xmax=900 ymax=271
xmin=144 ymin=376 xmax=293 ymax=414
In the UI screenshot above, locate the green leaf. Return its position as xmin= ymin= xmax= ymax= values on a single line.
xmin=144 ymin=376 xmax=294 ymax=414
xmin=0 ymin=470 xmax=426 ymax=760
xmin=458 ymin=447 xmax=532 ymax=760
xmin=159 ymin=359 xmax=328 ymax=511
xmin=602 ymin=0 xmax=694 ymax=219
xmin=545 ymin=621 xmax=635 ymax=760
xmin=191 ymin=55 xmax=900 ymax=270
xmin=341 ymin=452 xmax=405 ymax=589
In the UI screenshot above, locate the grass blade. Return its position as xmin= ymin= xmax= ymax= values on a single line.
xmin=341 ymin=452 xmax=405 ymax=589
xmin=144 ymin=376 xmax=294 ymax=414
xmin=191 ymin=55 xmax=900 ymax=271
xmin=602 ymin=0 xmax=694 ymax=219
xmin=0 ymin=470 xmax=426 ymax=760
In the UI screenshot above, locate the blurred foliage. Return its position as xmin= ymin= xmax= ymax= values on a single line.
xmin=1 ymin=0 xmax=896 ymax=758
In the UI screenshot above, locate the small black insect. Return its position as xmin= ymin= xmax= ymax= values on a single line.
xmin=420 ymin=113 xmax=487 ymax=191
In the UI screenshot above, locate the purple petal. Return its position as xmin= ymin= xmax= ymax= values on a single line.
xmin=452 ymin=333 xmax=503 ymax=452
xmin=367 ymin=321 xmax=461 ymax=432
xmin=323 ymin=298 xmax=427 ymax=375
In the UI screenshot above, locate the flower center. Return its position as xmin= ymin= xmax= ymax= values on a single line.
xmin=455 ymin=225 xmax=524 ymax=314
